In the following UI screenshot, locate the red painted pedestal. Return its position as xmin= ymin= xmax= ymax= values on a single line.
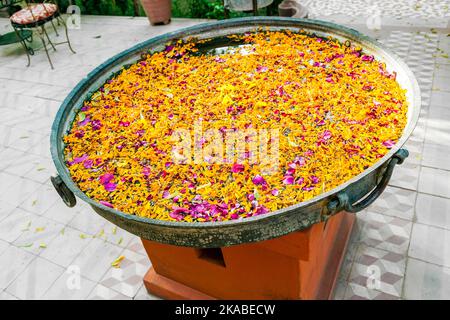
xmin=142 ymin=211 xmax=355 ymax=300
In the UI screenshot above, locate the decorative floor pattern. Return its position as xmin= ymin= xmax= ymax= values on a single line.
xmin=303 ymin=0 xmax=450 ymax=19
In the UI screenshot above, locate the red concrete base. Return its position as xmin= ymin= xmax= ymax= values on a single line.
xmin=142 ymin=211 xmax=355 ymax=300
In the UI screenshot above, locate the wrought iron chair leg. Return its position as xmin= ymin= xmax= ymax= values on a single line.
xmin=50 ymin=18 xmax=59 ymax=36
xmin=38 ymin=29 xmax=54 ymax=69
xmin=59 ymin=17 xmax=76 ymax=54
xmin=13 ymin=27 xmax=31 ymax=67
xmin=42 ymin=26 xmax=56 ymax=51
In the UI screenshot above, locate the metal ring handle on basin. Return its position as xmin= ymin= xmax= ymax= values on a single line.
xmin=327 ymin=148 xmax=409 ymax=214
xmin=51 ymin=175 xmax=76 ymax=207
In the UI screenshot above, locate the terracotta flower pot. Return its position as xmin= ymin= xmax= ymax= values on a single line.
xmin=140 ymin=0 xmax=171 ymax=25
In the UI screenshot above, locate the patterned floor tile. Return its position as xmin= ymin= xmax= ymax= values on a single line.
xmin=368 ymin=186 xmax=416 ymax=220
xmin=404 ymin=258 xmax=450 ymax=300
xmin=303 ymin=0 xmax=450 ymax=19
xmin=415 ymin=193 xmax=450 ymax=230
xmin=409 ymin=223 xmax=450 ymax=268
xmin=69 ymin=237 xmax=124 ymax=282
xmin=348 ymin=245 xmax=406 ymax=297
xmin=133 ymin=284 xmax=161 ymax=300
xmin=99 ymin=249 xmax=151 ymax=298
xmin=87 ymin=284 xmax=131 ymax=300
xmin=127 ymin=236 xmax=148 ymax=257
xmin=5 ymin=256 xmax=64 ymax=300
xmin=332 ymin=279 xmax=348 ymax=300
xmin=358 ymin=211 xmax=412 ymax=255
xmin=344 ymin=282 xmax=399 ymax=300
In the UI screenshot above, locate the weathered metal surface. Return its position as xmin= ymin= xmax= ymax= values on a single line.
xmin=50 ymin=17 xmax=421 ymax=248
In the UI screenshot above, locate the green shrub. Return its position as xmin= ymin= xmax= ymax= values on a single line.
xmin=56 ymin=0 xmax=282 ymax=19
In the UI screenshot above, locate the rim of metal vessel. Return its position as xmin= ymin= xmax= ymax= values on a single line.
xmin=50 ymin=17 xmax=421 ymax=229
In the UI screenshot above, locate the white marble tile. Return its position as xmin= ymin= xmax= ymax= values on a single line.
xmin=5 ymin=256 xmax=64 ymax=300
xmin=40 ymin=226 xmax=92 ymax=268
xmin=0 ymin=177 xmax=42 ymax=208
xmin=12 ymin=216 xmax=64 ymax=255
xmin=0 ymin=245 xmax=35 ymax=290
xmin=409 ymin=223 xmax=450 ymax=267
xmin=416 ymin=193 xmax=450 ymax=230
xmin=42 ymin=199 xmax=79 ymax=225
xmin=0 ymin=207 xmax=36 ymax=242
xmin=19 ymin=183 xmax=59 ymax=216
xmin=419 ymin=167 xmax=450 ymax=198
xmin=0 ymin=290 xmax=18 ymax=300
xmin=404 ymin=258 xmax=450 ymax=300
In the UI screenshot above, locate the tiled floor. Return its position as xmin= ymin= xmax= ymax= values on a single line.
xmin=0 ymin=5 xmax=449 ymax=300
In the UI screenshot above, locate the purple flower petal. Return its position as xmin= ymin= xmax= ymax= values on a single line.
xmin=78 ymin=116 xmax=90 ymax=127
xmin=362 ymin=55 xmax=374 ymax=62
xmin=252 ymin=175 xmax=266 ymax=186
xmin=254 ymin=205 xmax=269 ymax=216
xmin=214 ymin=57 xmax=226 ymax=63
xmin=162 ymin=190 xmax=170 ymax=199
xmin=316 ymin=119 xmax=326 ymax=126
xmin=283 ymin=176 xmax=295 ymax=185
xmin=271 ymin=189 xmax=279 ymax=196
xmin=287 ymin=168 xmax=296 ymax=175
xmin=104 ymin=182 xmax=117 ymax=192
xmin=231 ymin=163 xmax=245 ymax=173
xmin=99 ymin=200 xmax=113 ymax=208
xmin=256 ymin=65 xmax=268 ymax=72
xmin=311 ymin=176 xmax=319 ymax=184
xmin=169 ymin=206 xmax=189 ymax=221
xmin=383 ymin=140 xmax=396 ymax=149
xmin=74 ymin=130 xmax=85 ymax=138
xmin=99 ymin=173 xmax=114 ymax=185
xmin=75 ymin=154 xmax=88 ymax=163
xmin=83 ymin=159 xmax=93 ymax=169
xmin=91 ymin=120 xmax=102 ymax=131
xmin=230 ymin=213 xmax=239 ymax=220
xmin=294 ymin=156 xmax=306 ymax=167
xmin=322 ymin=130 xmax=332 ymax=140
